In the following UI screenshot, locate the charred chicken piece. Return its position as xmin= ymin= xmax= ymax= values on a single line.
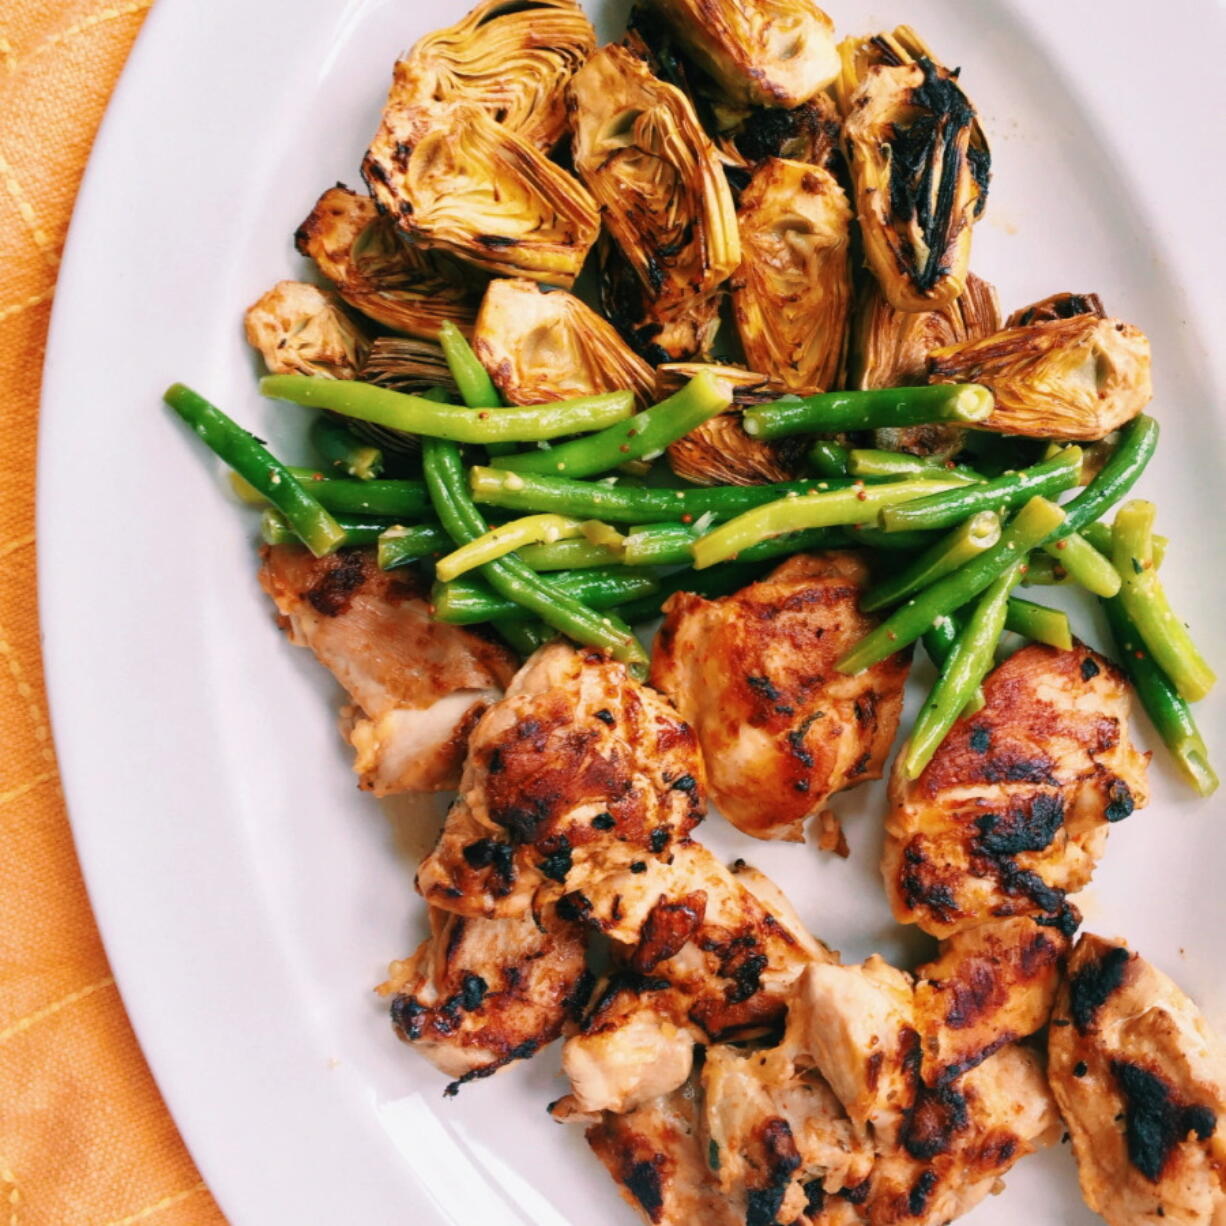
xmin=850 ymin=272 xmax=1000 ymax=460
xmin=244 ymin=280 xmax=370 ymax=380
xmin=294 ymin=185 xmax=486 ymax=340
xmin=913 ymin=916 xmax=1068 ymax=1087
xmin=365 ymin=0 xmax=594 ymax=152
xmin=1049 ymin=934 xmax=1226 ymax=1226
xmin=883 ymin=642 xmax=1150 ymax=939
xmin=1005 ymin=291 xmax=1106 ymax=328
xmin=569 ymin=45 xmax=740 ymax=314
xmin=732 ymin=159 xmax=853 ymax=394
xmin=657 ymin=364 xmax=805 ymax=486
xmin=646 ymin=0 xmax=839 ymax=109
xmin=472 ymin=278 xmax=656 ymax=409
xmin=258 ymin=545 xmax=515 ymax=794
xmin=839 ymin=28 xmax=990 ymax=312
xmin=378 ymin=904 xmax=589 ymax=1091
xmin=928 ymin=314 xmax=1153 ymax=441
xmin=363 ymin=101 xmax=599 ymax=287
xmin=416 ymin=642 xmax=706 ymax=917
xmin=651 ymin=553 xmax=911 ymax=841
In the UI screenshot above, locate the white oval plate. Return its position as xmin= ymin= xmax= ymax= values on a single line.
xmin=38 ymin=1 xmax=1226 ymax=1223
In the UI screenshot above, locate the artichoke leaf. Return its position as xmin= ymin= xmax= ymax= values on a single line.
xmin=732 ymin=159 xmax=852 ymax=394
xmin=647 ymin=0 xmax=839 ymax=108
xmin=473 ymin=279 xmax=656 ymax=408
xmin=371 ymin=0 xmax=594 ymax=152
xmin=351 ymin=337 xmax=459 ymax=455
xmin=1006 ymin=291 xmax=1106 ymax=328
xmin=840 ymin=28 xmax=990 ymax=312
xmin=363 ymin=102 xmax=599 ymax=287
xmin=569 ymin=44 xmax=740 ymax=311
xmin=654 ymin=363 xmax=787 ymax=405
xmin=928 ymin=315 xmax=1153 ymax=441
xmin=295 ymin=186 xmax=486 ymax=339
xmin=244 ymin=281 xmax=370 ymax=380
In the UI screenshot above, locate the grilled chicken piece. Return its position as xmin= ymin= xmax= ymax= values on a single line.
xmin=913 ymin=916 xmax=1068 ymax=1086
xmin=586 ymin=1077 xmax=744 ymax=1226
xmin=1049 ymin=934 xmax=1226 ymax=1226
xmin=884 ymin=641 xmax=1149 ymax=937
xmin=416 ymin=642 xmax=705 ymax=917
xmin=651 ymin=553 xmax=911 ymax=841
xmin=258 ymin=546 xmax=515 ymax=793
xmin=378 ymin=905 xmax=589 ymax=1091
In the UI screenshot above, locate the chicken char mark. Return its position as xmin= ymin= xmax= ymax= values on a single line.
xmin=651 ymin=552 xmax=911 ymax=841
xmin=884 ymin=642 xmax=1149 ymax=938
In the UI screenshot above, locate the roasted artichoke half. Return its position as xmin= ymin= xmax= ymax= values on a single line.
xmin=244 ymin=281 xmax=370 ymax=380
xmin=659 ymin=364 xmax=806 ymax=486
xmin=472 ymin=279 xmax=656 ymax=407
xmin=1006 ymin=291 xmax=1106 ymax=328
xmin=569 ymin=44 xmax=740 ymax=312
xmin=840 ymin=28 xmax=990 ymax=312
xmin=598 ymin=234 xmax=723 ymax=364
xmin=364 ymin=102 xmax=599 ymax=287
xmin=732 ymin=159 xmax=852 ymax=394
xmin=648 ymin=0 xmax=839 ymax=108
xmin=348 ymin=337 xmax=459 ymax=455
xmin=370 ymin=0 xmax=595 ymax=151
xmin=295 ymin=186 xmax=486 ymax=339
xmin=929 ymin=315 xmax=1153 ymax=440
xmin=728 ymin=92 xmax=842 ymax=172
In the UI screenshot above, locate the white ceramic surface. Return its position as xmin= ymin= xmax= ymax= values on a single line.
xmin=37 ymin=2 xmax=1226 ymax=1223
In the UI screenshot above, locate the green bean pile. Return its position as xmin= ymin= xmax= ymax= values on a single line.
xmin=165 ymin=325 xmax=1216 ymax=795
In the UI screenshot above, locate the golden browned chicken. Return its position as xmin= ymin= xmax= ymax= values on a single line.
xmin=883 ymin=641 xmax=1150 ymax=937
xmin=258 ymin=545 xmax=516 ymax=794
xmin=1049 ymin=934 xmax=1226 ymax=1226
xmin=416 ymin=642 xmax=706 ymax=917
xmin=913 ymin=916 xmax=1068 ymax=1086
xmin=556 ymin=841 xmax=832 ymax=1114
xmin=651 ymin=553 xmax=911 ymax=841
xmin=378 ymin=904 xmax=589 ymax=1093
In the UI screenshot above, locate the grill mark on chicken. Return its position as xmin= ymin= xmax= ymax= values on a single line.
xmin=632 ymin=893 xmax=708 ymax=973
xmin=1068 ymin=943 xmax=1131 ymax=1033
xmin=744 ymin=1118 xmax=801 ymax=1226
xmin=902 ymin=1081 xmax=970 ymax=1159
xmin=304 ymin=548 xmax=371 ymax=616
xmin=1111 ymin=1061 xmax=1218 ymax=1182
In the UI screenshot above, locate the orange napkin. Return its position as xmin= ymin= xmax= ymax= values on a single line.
xmin=0 ymin=3 xmax=225 ymax=1222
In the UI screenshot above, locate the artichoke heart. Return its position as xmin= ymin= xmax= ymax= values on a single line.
xmin=363 ymin=102 xmax=599 ymax=287
xmin=841 ymin=28 xmax=990 ymax=312
xmin=732 ymin=159 xmax=852 ymax=394
xmin=1006 ymin=291 xmax=1106 ymax=328
xmin=569 ymin=44 xmax=740 ymax=311
xmin=730 ymin=92 xmax=842 ymax=171
xmin=648 ymin=0 xmax=839 ymax=108
xmin=473 ymin=279 xmax=656 ymax=408
xmin=352 ymin=337 xmax=458 ymax=455
xmin=371 ymin=0 xmax=595 ymax=151
xmin=598 ymin=235 xmax=723 ymax=364
xmin=929 ymin=315 xmax=1153 ymax=441
xmin=295 ymin=186 xmax=486 ymax=339
xmin=658 ymin=364 xmax=806 ymax=485
xmin=244 ymin=281 xmax=370 ymax=380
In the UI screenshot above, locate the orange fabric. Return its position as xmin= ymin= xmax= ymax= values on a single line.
xmin=1 ymin=3 xmax=226 ymax=1222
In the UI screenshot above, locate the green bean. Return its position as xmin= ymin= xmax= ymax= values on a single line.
xmin=692 ymin=479 xmax=967 ymax=570
xmin=1102 ymin=595 xmax=1218 ymax=795
xmin=809 ymin=440 xmax=850 ymax=477
xmin=310 ymin=416 xmax=383 ymax=480
xmin=840 ymin=524 xmax=938 ymax=552
xmin=495 ymin=371 xmax=730 ymax=478
xmin=1055 ymin=414 xmax=1159 ymax=537
xmin=1079 ymin=519 xmax=1168 ymax=568
xmin=1041 ymin=531 xmax=1120 ymax=598
xmin=616 ymin=563 xmax=772 ymax=624
xmin=905 ymin=565 xmax=1018 ymax=778
xmin=862 ymin=511 xmax=1001 ymax=611
xmin=435 ymin=514 xmax=594 ymax=582
xmin=743 ymin=383 xmax=993 ymax=439
xmin=837 ymin=496 xmax=1066 ymax=674
xmin=517 ymin=538 xmax=624 ymax=571
xmin=165 ymin=383 xmax=345 ymax=557
xmin=622 ymin=523 xmax=846 ymax=568
xmin=1020 ymin=552 xmax=1069 ymax=585
xmin=847 ymin=449 xmax=985 ymax=483
xmin=920 ymin=612 xmax=985 ymax=713
xmin=261 ymin=374 xmax=636 ymax=444
xmin=438 ymin=320 xmax=500 ymax=409
xmin=471 ymin=466 xmax=864 ymax=524
xmin=433 ymin=568 xmax=659 ymax=624
xmin=879 ymin=447 xmax=1082 ymax=533
xmin=260 ymin=508 xmax=393 ymax=548
xmin=1004 ymin=597 xmax=1072 ymax=650
xmin=422 ymin=438 xmax=646 ymax=666
xmin=377 ymin=523 xmax=455 ymax=569
xmin=1111 ymin=500 xmax=1215 ymax=702
xmin=230 ymin=469 xmax=431 ymax=518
